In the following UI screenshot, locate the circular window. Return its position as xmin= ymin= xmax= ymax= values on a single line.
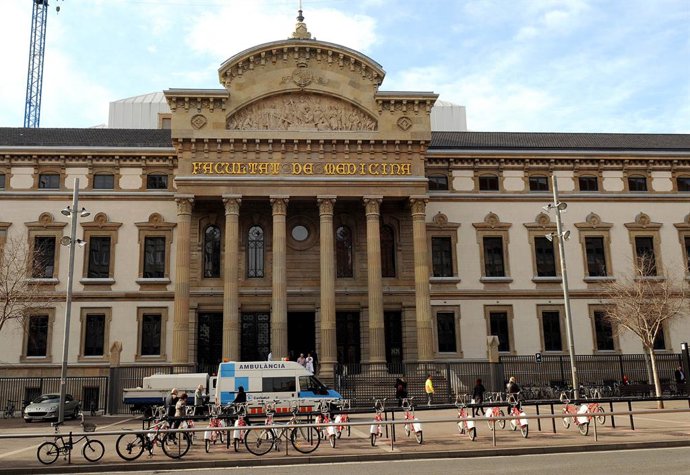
xmin=291 ymin=225 xmax=309 ymax=242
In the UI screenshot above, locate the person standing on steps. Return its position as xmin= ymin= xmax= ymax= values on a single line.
xmin=472 ymin=378 xmax=486 ymax=417
xmin=425 ymin=374 xmax=435 ymax=406
xmin=395 ymin=375 xmax=408 ymax=406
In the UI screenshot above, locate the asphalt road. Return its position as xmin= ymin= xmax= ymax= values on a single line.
xmin=84 ymin=447 xmax=690 ymax=475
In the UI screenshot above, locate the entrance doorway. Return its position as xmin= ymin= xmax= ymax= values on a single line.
xmin=197 ymin=312 xmax=223 ymax=373
xmin=385 ymin=311 xmax=403 ymax=372
xmin=288 ymin=312 xmax=315 ymax=362
xmin=240 ymin=312 xmax=271 ymax=361
xmin=336 ymin=311 xmax=361 ymax=365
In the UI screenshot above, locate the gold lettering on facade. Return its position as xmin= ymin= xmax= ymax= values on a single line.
xmin=191 ymin=162 xmax=412 ymax=176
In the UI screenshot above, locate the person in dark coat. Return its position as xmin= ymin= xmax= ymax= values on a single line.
xmin=472 ymin=378 xmax=486 ymax=417
xmin=165 ymin=388 xmax=178 ymax=419
xmin=234 ymin=386 xmax=247 ymax=405
xmin=395 ymin=376 xmax=408 ymax=406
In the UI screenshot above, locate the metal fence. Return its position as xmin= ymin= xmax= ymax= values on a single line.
xmin=0 ymin=376 xmax=108 ymax=415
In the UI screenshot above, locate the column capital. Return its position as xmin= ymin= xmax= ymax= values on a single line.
xmin=409 ymin=196 xmax=429 ymax=215
xmin=270 ymin=196 xmax=290 ymax=215
xmin=222 ymin=195 xmax=242 ymax=215
xmin=363 ymin=196 xmax=383 ymax=216
xmin=174 ymin=195 xmax=195 ymax=215
xmin=317 ymin=196 xmax=336 ymax=216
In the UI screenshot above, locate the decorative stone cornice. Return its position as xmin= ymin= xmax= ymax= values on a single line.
xmin=164 ymin=90 xmax=228 ymax=113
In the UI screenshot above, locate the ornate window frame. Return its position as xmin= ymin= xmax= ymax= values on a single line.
xmin=334 ymin=212 xmax=358 ymax=280
xmin=135 ymin=307 xmax=168 ymax=361
xmin=427 ymin=212 xmax=461 ymax=283
xmin=20 ymin=308 xmax=55 ymax=363
xmin=524 ymin=212 xmax=561 ymax=282
xmin=143 ymin=169 xmax=172 ymax=191
xmin=473 ymin=212 xmax=512 ymax=282
xmin=35 ymin=165 xmax=65 ymax=191
xmin=575 ymin=172 xmax=601 ymax=192
xmin=624 ymin=170 xmax=649 ymax=192
xmin=624 ymin=212 xmax=663 ymax=278
xmin=475 ymin=172 xmax=502 ymax=192
xmin=0 ymin=165 xmax=10 ymax=191
xmin=25 ymin=213 xmax=67 ymax=286
xmin=484 ymin=305 xmax=515 ymax=354
xmin=526 ymin=173 xmax=550 ymax=192
xmin=427 ymin=173 xmax=450 ymax=191
xmin=588 ymin=305 xmax=620 ymax=354
xmin=78 ymin=307 xmax=112 ymax=362
xmin=432 ymin=306 xmax=463 ymax=357
xmin=673 ymin=172 xmax=690 ymax=193
xmin=536 ymin=304 xmax=566 ymax=354
xmin=135 ymin=213 xmax=176 ymax=290
xmin=80 ymin=213 xmax=121 ymax=287
xmin=575 ymin=213 xmax=614 ymax=282
xmin=89 ymin=166 xmax=120 ymax=191
xmin=674 ymin=213 xmax=690 ymax=280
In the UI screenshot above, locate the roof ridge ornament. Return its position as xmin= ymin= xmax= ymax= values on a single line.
xmin=291 ymin=1 xmax=312 ymax=39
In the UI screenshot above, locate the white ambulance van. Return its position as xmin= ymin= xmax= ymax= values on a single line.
xmin=214 ymin=361 xmax=341 ymax=410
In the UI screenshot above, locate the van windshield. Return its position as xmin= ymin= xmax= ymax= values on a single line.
xmin=299 ymin=376 xmax=329 ymax=395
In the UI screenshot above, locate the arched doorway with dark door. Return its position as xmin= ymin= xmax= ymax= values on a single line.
xmin=197 ymin=312 xmax=222 ymax=374
xmin=288 ymin=312 xmax=315 ymax=363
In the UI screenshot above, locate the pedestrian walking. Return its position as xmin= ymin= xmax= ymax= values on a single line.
xmin=425 ymin=374 xmax=435 ymax=406
xmin=194 ymin=384 xmax=205 ymax=415
xmin=506 ymin=376 xmax=520 ymax=395
xmin=165 ymin=388 xmax=178 ymax=419
xmin=395 ymin=375 xmax=408 ymax=406
xmin=297 ymin=353 xmax=306 ymax=366
xmin=472 ymin=378 xmax=486 ymax=417
xmin=305 ymin=353 xmax=315 ymax=374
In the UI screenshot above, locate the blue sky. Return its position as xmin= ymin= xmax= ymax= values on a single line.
xmin=1 ymin=0 xmax=688 ymax=132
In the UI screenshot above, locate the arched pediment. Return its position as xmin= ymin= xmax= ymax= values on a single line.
xmin=227 ymin=92 xmax=377 ymax=131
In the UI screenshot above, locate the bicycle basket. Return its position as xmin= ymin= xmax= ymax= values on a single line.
xmin=82 ymin=422 xmax=97 ymax=432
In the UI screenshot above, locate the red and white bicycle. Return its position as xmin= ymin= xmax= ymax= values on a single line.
xmin=507 ymin=393 xmax=529 ymax=438
xmin=401 ymin=397 xmax=423 ymax=444
xmin=315 ymin=400 xmax=338 ymax=448
xmin=370 ymin=397 xmax=386 ymax=446
xmin=455 ymin=395 xmax=476 ymax=441
xmin=231 ymin=403 xmax=248 ymax=451
xmin=483 ymin=392 xmax=506 ymax=431
xmin=332 ymin=399 xmax=351 ymax=439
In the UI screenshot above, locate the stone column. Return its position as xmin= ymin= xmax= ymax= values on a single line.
xmin=318 ymin=196 xmax=337 ymax=378
xmin=172 ymin=195 xmax=194 ymax=364
xmin=410 ymin=196 xmax=434 ymax=362
xmin=364 ymin=196 xmax=386 ymax=364
xmin=270 ymin=196 xmax=289 ymax=359
xmin=222 ymin=195 xmax=241 ymax=361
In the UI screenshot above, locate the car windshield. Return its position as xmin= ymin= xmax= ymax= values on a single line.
xmin=32 ymin=395 xmax=60 ymax=404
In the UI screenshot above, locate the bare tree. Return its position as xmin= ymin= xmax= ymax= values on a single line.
xmin=602 ymin=255 xmax=689 ymax=408
xmin=0 ymin=236 xmax=56 ymax=334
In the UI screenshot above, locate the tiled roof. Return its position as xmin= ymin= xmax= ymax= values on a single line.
xmin=0 ymin=128 xmax=173 ymax=148
xmin=430 ymin=131 xmax=690 ymax=151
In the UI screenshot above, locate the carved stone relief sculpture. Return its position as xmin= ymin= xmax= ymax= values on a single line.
xmin=227 ymin=93 xmax=377 ymax=131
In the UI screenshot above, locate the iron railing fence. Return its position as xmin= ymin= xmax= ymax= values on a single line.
xmin=0 ymin=376 xmax=108 ymax=415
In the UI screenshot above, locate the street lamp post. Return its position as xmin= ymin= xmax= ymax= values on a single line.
xmin=544 ymin=175 xmax=580 ymax=399
xmin=57 ymin=178 xmax=89 ymax=425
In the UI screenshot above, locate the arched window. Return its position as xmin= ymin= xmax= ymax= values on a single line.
xmin=336 ymin=225 xmax=353 ymax=278
xmin=381 ymin=225 xmax=396 ymax=277
xmin=247 ymin=225 xmax=264 ymax=278
xmin=203 ymin=225 xmax=221 ymax=278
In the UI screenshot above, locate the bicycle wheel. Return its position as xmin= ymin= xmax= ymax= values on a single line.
xmin=162 ymin=432 xmax=191 ymax=459
xmin=346 ymin=424 xmax=351 ymax=437
xmin=115 ymin=432 xmax=145 ymax=461
xmin=520 ymin=424 xmax=529 ymax=438
xmin=414 ymin=430 xmax=423 ymax=444
xmin=468 ymin=427 xmax=476 ymax=441
xmin=496 ymin=410 xmax=506 ymax=429
xmin=510 ymin=418 xmax=517 ymax=431
xmin=404 ymin=423 xmax=411 ymax=437
xmin=82 ymin=439 xmax=105 ymax=462
xmin=290 ymin=426 xmax=320 ymax=454
xmin=370 ymin=432 xmax=377 ymax=447
xmin=244 ymin=428 xmax=275 ymax=456
xmin=457 ymin=421 xmax=465 ymax=434
xmin=37 ymin=442 xmax=59 ymax=465
xmin=578 ymin=422 xmax=589 ymax=436
xmin=205 ymin=439 xmax=211 ymax=453
xmin=596 ymin=406 xmax=606 ymax=425
xmin=233 ymin=437 xmax=240 ymax=452
xmin=561 ymin=409 xmax=571 ymax=429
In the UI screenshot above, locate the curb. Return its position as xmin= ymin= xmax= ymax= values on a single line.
xmin=5 ymin=438 xmax=690 ymax=474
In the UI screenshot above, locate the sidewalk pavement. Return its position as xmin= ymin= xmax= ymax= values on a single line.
xmin=0 ymin=400 xmax=688 ymax=474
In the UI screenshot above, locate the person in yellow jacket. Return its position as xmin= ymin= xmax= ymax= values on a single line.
xmin=425 ymin=374 xmax=434 ymax=406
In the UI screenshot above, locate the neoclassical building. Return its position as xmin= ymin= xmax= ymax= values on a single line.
xmin=1 ymin=15 xmax=689 ymax=381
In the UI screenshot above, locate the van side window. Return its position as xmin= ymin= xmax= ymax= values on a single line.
xmin=262 ymin=377 xmax=296 ymax=392
xmin=300 ymin=376 xmax=329 ymax=395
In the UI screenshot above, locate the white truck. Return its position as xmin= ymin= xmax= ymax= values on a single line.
xmin=122 ymin=373 xmax=217 ymax=411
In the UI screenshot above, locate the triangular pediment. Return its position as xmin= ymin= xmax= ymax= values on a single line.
xmin=227 ymin=92 xmax=377 ymax=132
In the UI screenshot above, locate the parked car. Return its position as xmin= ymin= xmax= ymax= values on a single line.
xmin=23 ymin=393 xmax=80 ymax=422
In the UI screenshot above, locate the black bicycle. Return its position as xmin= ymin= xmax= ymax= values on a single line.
xmin=115 ymin=417 xmax=191 ymax=460
xmin=36 ymin=414 xmax=105 ymax=464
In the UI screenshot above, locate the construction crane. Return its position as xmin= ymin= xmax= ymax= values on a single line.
xmin=23 ymin=0 xmax=62 ymax=128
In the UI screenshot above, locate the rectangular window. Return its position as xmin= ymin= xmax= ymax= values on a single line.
xmin=0 ymin=174 xmax=5 ymax=189
xmin=87 ymin=236 xmax=111 ymax=278
xmin=685 ymin=236 xmax=690 ymax=273
xmin=84 ymin=314 xmax=105 ymax=356
xmin=541 ymin=311 xmax=562 ymax=351
xmin=140 ymin=314 xmax=162 ymax=356
xmin=653 ymin=329 xmax=666 ymax=350
xmin=585 ymin=236 xmax=607 ymax=277
xmin=634 ymin=236 xmax=656 ymax=275
xmin=93 ymin=174 xmax=114 ymax=190
xmin=436 ymin=312 xmax=457 ymax=352
xmin=529 ymin=176 xmax=549 ymax=191
xmin=143 ymin=236 xmax=166 ymax=278
xmin=489 ymin=311 xmax=510 ymax=352
xmin=27 ymin=315 xmax=49 ymax=357
xmin=33 ymin=236 xmax=56 ymax=278
xmin=479 ymin=175 xmax=499 ymax=191
xmin=593 ymin=311 xmax=614 ymax=351
xmin=146 ymin=174 xmax=168 ymax=190
xmin=483 ymin=236 xmax=505 ymax=277
xmin=262 ymin=377 xmax=296 ymax=392
xmin=628 ymin=175 xmax=648 ymax=192
xmin=578 ymin=176 xmax=599 ymax=192
xmin=428 ymin=175 xmax=448 ymax=191
xmin=38 ymin=174 xmax=60 ymax=189
xmin=678 ymin=177 xmax=690 ymax=192
xmin=534 ymin=236 xmax=556 ymax=277
xmin=431 ymin=237 xmax=453 ymax=277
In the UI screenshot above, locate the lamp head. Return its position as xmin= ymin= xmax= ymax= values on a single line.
xmin=563 ymin=230 xmax=571 ymax=240
xmin=76 ymin=239 xmax=87 ymax=248
xmin=545 ymin=233 xmax=553 ymax=242
xmin=80 ymin=208 xmax=90 ymax=218
xmin=556 ymin=202 xmax=567 ymax=211
xmin=542 ymin=204 xmax=553 ymax=212
xmin=60 ymin=207 xmax=71 ymax=217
